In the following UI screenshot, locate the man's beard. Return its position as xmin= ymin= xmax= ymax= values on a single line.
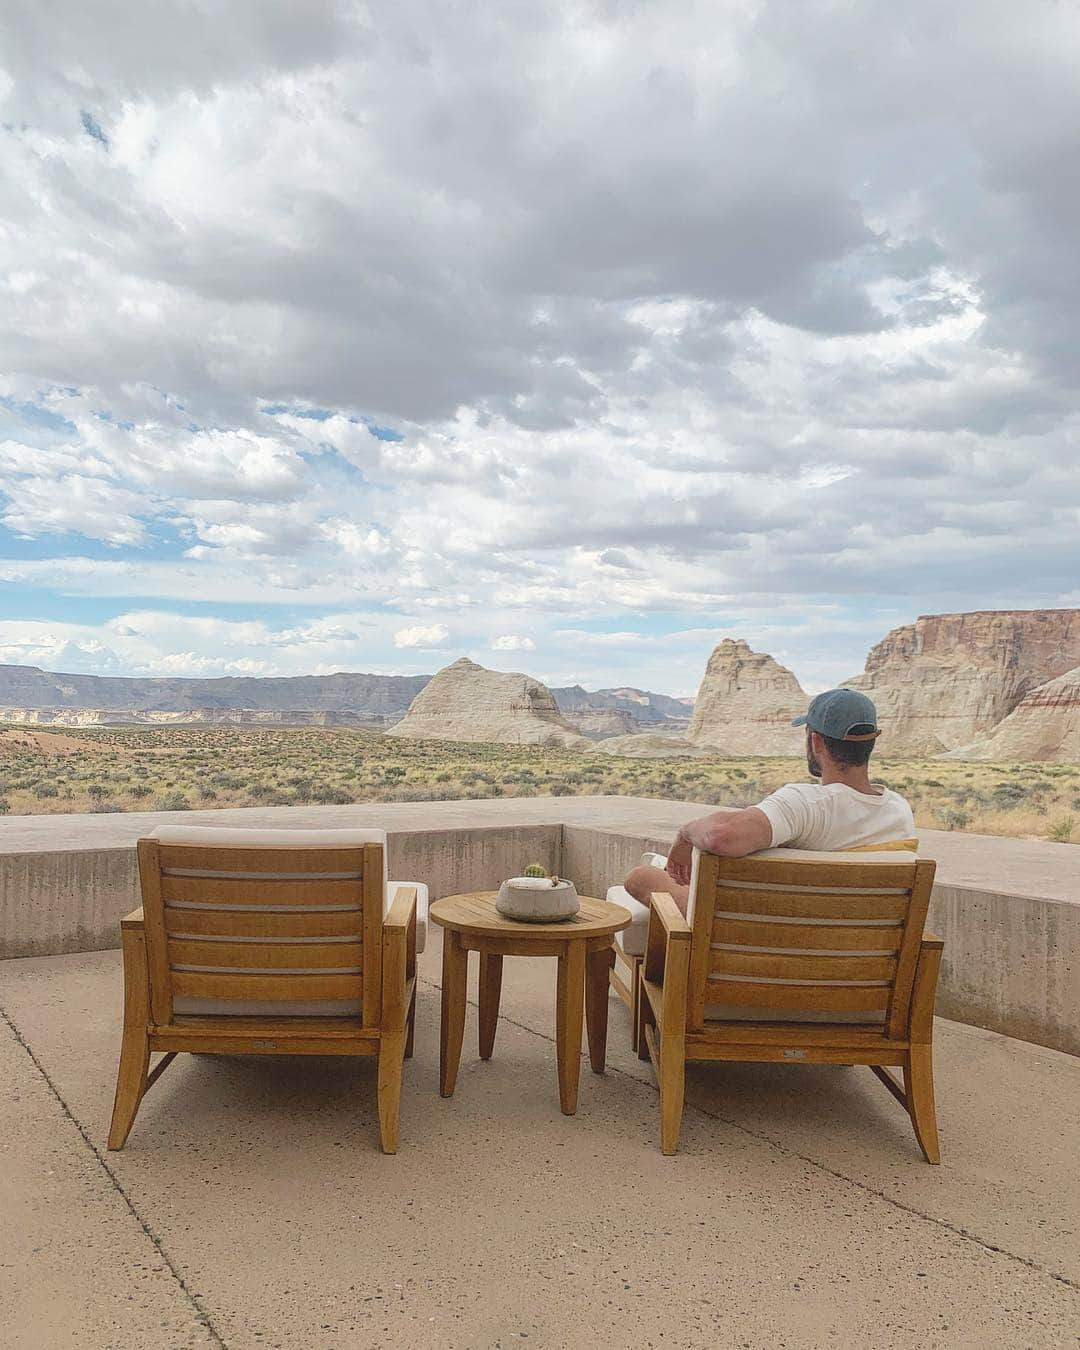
xmin=806 ymin=733 xmax=822 ymax=778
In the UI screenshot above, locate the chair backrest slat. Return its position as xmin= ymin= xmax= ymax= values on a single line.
xmin=164 ymin=908 xmax=363 ymax=939
xmin=139 ymin=837 xmax=382 ymax=1027
xmin=170 ymin=971 xmax=364 ymax=1004
xmin=167 ymin=939 xmax=363 ymax=970
xmin=685 ymin=849 xmax=935 ymax=1034
xmin=161 ymin=874 xmax=364 ymax=907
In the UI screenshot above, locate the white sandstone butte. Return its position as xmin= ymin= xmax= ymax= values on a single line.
xmin=845 ymin=610 xmax=1080 ymax=757
xmin=949 ymin=666 xmax=1080 ymax=762
xmin=687 ymin=639 xmax=806 ymax=755
xmin=386 ymin=657 xmax=590 ymax=748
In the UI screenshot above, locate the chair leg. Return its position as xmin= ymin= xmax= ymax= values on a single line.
xmin=378 ymin=1030 xmax=406 ymax=1154
xmin=629 ymin=956 xmax=642 ymax=1054
xmin=658 ymin=1031 xmax=686 ymax=1155
xmin=904 ymin=1045 xmax=941 ymax=1165
xmin=404 ymin=985 xmax=417 ymax=1061
xmin=636 ymin=978 xmax=653 ymax=1061
xmin=107 ymin=926 xmax=151 ymax=1151
xmin=107 ymin=1023 xmax=150 ymax=1150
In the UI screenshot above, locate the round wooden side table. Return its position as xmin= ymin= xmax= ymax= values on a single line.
xmin=430 ymin=891 xmax=631 ymax=1115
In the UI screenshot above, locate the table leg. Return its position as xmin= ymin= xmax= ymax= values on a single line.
xmin=555 ymin=941 xmax=586 ymax=1115
xmin=478 ymin=952 xmax=503 ymax=1060
xmin=440 ymin=930 xmax=468 ymax=1098
xmin=586 ymin=945 xmax=616 ymax=1073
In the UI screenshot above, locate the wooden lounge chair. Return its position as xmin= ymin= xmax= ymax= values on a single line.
xmin=636 ymin=846 xmax=942 ymax=1161
xmin=108 ymin=826 xmax=428 ymax=1154
xmin=608 ymin=839 xmax=921 ymax=1052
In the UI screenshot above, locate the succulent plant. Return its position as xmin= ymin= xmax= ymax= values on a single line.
xmin=522 ymin=863 xmax=548 ymax=878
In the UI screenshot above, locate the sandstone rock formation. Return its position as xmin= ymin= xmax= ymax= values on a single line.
xmin=948 ymin=667 xmax=1080 ymax=762
xmin=551 ymin=684 xmax=693 ymax=729
xmin=590 ymin=734 xmax=713 ymax=759
xmin=563 ymin=708 xmax=639 ymax=738
xmin=386 ymin=658 xmax=590 ymax=748
xmin=846 ymin=610 xmax=1080 ymax=756
xmin=0 ymin=665 xmax=429 ymax=722
xmin=687 ymin=640 xmax=806 ymax=755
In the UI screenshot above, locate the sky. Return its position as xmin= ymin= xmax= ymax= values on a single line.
xmin=1 ymin=1 xmax=1078 ymax=699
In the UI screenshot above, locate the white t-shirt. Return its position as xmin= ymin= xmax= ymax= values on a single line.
xmin=755 ymin=782 xmax=915 ymax=852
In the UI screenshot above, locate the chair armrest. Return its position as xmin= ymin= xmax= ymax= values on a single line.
xmin=120 ymin=907 xmax=144 ymax=929
xmin=652 ymin=892 xmax=691 ymax=939
xmin=384 ymin=886 xmax=417 ymax=933
xmin=644 ymin=891 xmax=690 ymax=983
xmin=910 ymin=933 xmax=944 ymax=1043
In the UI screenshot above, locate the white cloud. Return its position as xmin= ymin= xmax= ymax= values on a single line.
xmin=0 ymin=1 xmax=1078 ymax=692
xmin=393 ymin=623 xmax=450 ymax=650
xmin=490 ymin=635 xmax=535 ymax=651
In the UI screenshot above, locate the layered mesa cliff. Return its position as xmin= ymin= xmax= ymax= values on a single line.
xmin=386 ymin=657 xmax=590 ymax=748
xmin=687 ymin=639 xmax=806 ymax=755
xmin=950 ymin=667 xmax=1080 ymax=762
xmin=846 ymin=610 xmax=1080 ymax=756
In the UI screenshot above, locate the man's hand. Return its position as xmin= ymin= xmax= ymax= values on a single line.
xmin=666 ymin=833 xmax=693 ymax=886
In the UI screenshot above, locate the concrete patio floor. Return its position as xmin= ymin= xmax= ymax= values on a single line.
xmin=3 ymin=930 xmax=1078 ymax=1349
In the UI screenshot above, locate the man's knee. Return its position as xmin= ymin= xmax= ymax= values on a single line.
xmin=625 ymin=863 xmax=662 ymax=904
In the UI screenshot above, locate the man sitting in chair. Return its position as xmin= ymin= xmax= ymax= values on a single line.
xmin=624 ymin=688 xmax=915 ymax=914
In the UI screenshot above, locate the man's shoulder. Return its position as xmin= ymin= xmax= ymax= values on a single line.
xmin=767 ymin=781 xmax=830 ymax=800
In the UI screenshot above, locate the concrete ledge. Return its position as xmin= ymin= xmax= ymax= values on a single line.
xmin=1 ymin=796 xmax=1077 ymax=1056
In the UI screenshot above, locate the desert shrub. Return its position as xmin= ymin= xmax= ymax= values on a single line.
xmin=86 ymin=783 xmax=110 ymax=799
xmin=157 ymin=791 xmax=190 ymax=811
xmin=941 ymin=807 xmax=971 ymax=831
xmin=310 ymin=785 xmax=352 ymax=805
xmin=0 ymin=798 xmax=10 ymax=814
xmin=1047 ymin=816 xmax=1076 ymax=844
xmin=129 ymin=784 xmax=152 ymax=800
xmin=33 ymin=783 xmax=59 ymax=798
xmin=991 ymin=782 xmax=1027 ymax=809
xmin=90 ymin=799 xmax=125 ymax=813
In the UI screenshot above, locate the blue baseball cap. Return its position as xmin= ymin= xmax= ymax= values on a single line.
xmin=792 ymin=688 xmax=881 ymax=741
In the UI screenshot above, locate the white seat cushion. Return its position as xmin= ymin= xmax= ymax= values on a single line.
xmin=387 ymin=880 xmax=428 ymax=955
xmin=147 ymin=826 xmax=425 ymax=1016
xmin=608 ymin=885 xmax=650 ymax=958
xmin=608 ymin=851 xmax=672 ymax=960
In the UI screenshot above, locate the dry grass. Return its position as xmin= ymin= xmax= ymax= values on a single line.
xmin=0 ymin=723 xmax=1077 ymax=843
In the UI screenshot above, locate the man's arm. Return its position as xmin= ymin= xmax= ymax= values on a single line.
xmin=681 ymin=807 xmax=773 ymax=857
xmin=666 ymin=807 xmax=774 ymax=883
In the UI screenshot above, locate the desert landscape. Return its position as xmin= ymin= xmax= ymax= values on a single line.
xmin=0 ymin=723 xmax=1077 ymax=841
xmin=1 ymin=608 xmax=1077 ymax=840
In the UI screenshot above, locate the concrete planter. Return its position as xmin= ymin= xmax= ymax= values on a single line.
xmin=496 ymin=876 xmax=580 ymax=922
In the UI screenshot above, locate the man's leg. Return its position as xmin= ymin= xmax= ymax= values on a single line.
xmin=624 ymin=864 xmax=690 ymax=916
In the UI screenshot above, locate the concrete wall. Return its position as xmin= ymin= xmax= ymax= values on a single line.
xmin=1 ymin=799 xmax=1077 ymax=1057
xmin=0 ymin=824 xmax=559 ymax=960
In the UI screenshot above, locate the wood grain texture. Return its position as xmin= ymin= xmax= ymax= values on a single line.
xmin=711 ymin=916 xmax=903 ymax=951
xmin=713 ymin=887 xmax=909 ymax=921
xmin=167 ymin=938 xmax=363 ymax=970
xmin=158 ymin=844 xmax=366 ymax=876
xmin=161 ymin=874 xmax=363 ymax=906
xmin=165 ymin=907 xmax=363 ymax=939
xmin=708 ymin=949 xmax=897 ymax=982
xmin=171 ymin=970 xmax=363 ymax=1002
